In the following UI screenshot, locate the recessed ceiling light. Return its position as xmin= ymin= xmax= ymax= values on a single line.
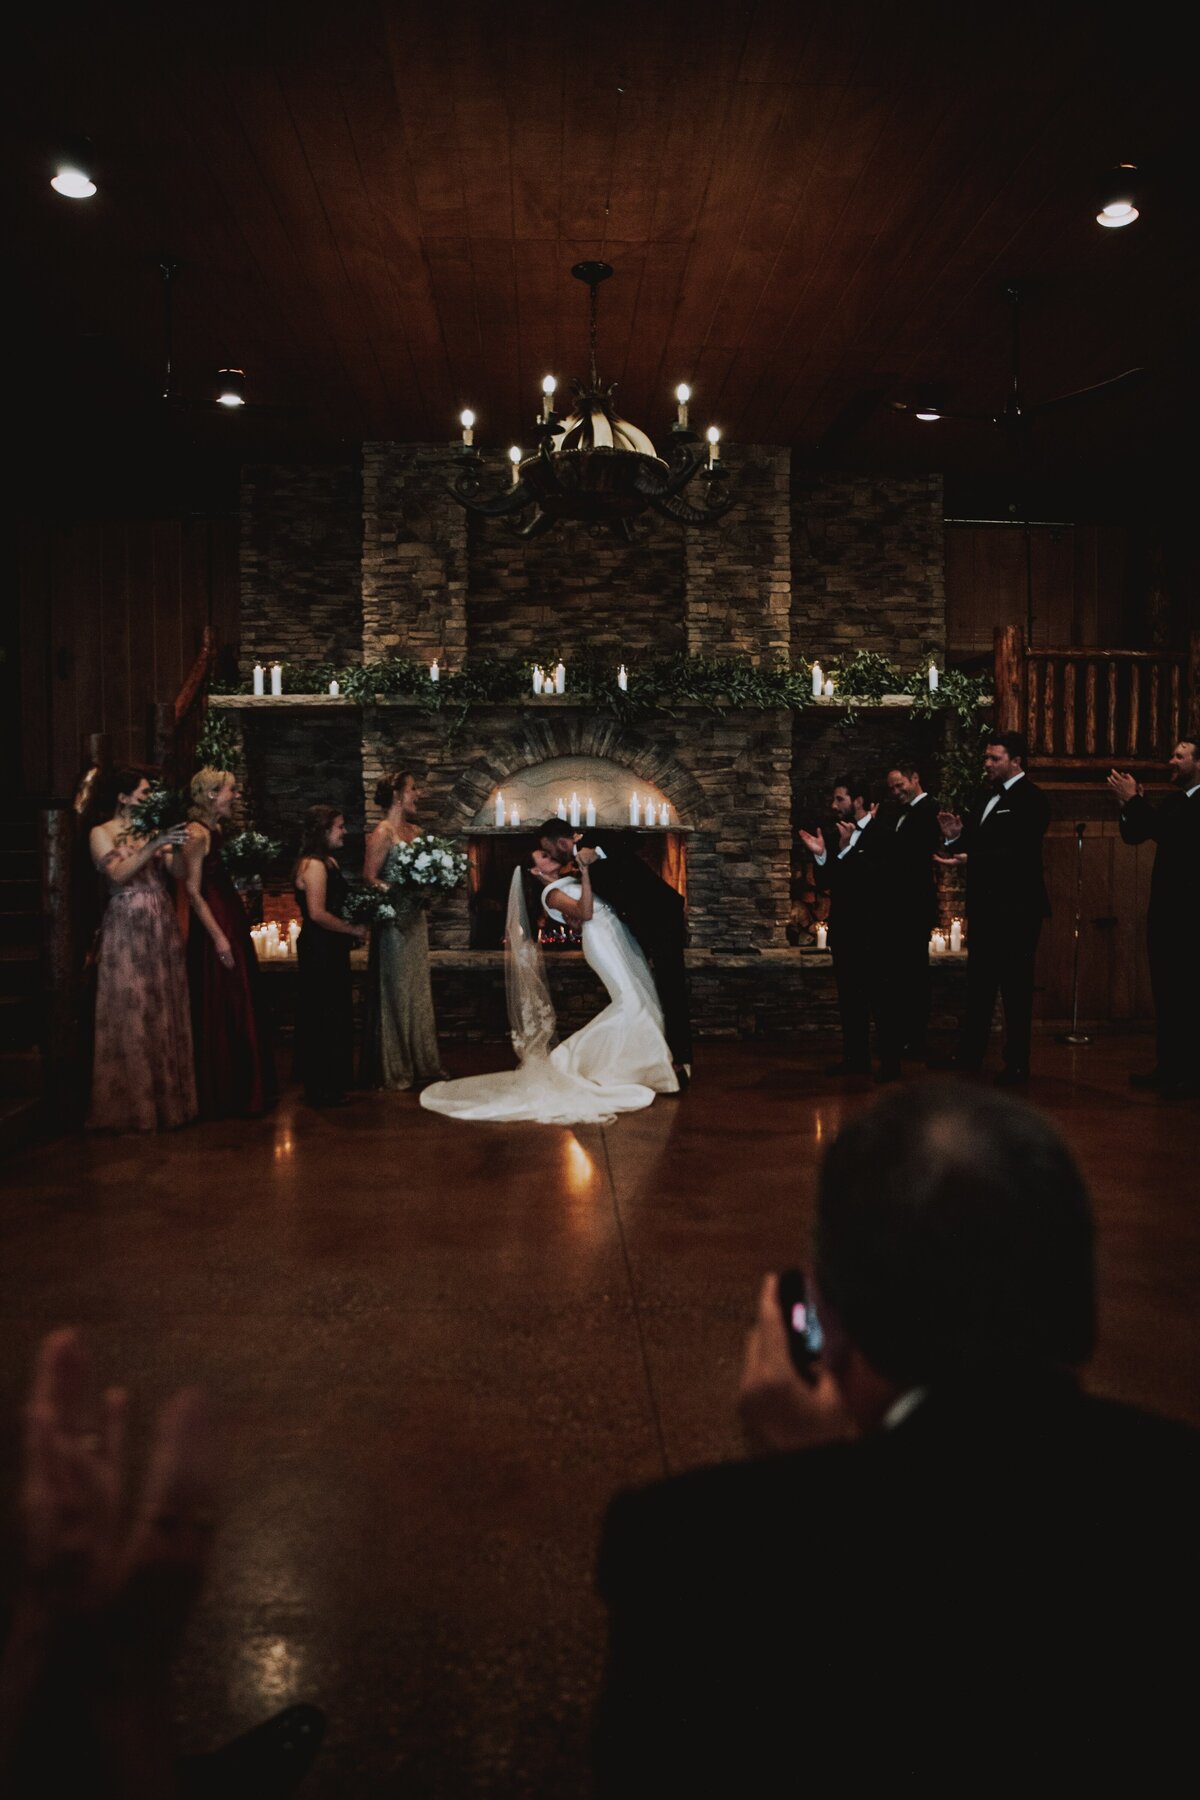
xmin=216 ymin=369 xmax=246 ymax=407
xmin=1096 ymin=164 xmax=1139 ymax=228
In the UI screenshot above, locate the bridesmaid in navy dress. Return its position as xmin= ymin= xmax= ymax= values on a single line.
xmin=293 ymin=805 xmax=367 ymax=1105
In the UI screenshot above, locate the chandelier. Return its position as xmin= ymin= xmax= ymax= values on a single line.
xmin=447 ymin=262 xmax=733 ymax=541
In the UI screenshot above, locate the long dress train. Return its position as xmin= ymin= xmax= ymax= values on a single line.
xmin=87 ymin=848 xmax=197 ymax=1132
xmin=420 ymin=874 xmax=678 ymax=1125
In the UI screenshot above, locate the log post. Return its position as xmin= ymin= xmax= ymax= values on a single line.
xmin=994 ymin=625 xmax=1024 ymax=734
xmin=147 ymin=701 xmax=176 ymax=782
xmin=41 ymin=806 xmax=79 ymax=1125
xmin=1188 ymin=630 xmax=1200 ymax=738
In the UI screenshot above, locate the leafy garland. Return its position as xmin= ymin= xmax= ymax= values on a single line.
xmin=909 ymin=668 xmax=994 ymax=811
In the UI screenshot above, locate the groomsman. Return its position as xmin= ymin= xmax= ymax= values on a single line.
xmin=1107 ymin=736 xmax=1200 ymax=1099
xmin=938 ymin=731 xmax=1050 ymax=1086
xmin=877 ymin=759 xmax=942 ymax=1078
xmin=800 ymin=776 xmax=883 ymax=1078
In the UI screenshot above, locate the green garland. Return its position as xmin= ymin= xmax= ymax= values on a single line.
xmin=910 ymin=669 xmax=994 ymax=811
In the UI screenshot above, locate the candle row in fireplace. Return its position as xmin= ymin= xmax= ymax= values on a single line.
xmin=491 ymin=793 xmax=673 ymax=828
xmin=251 ymin=920 xmax=300 ymax=959
xmin=809 ymin=918 xmax=963 ymax=953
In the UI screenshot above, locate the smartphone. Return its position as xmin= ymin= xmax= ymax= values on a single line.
xmin=777 ymin=1269 xmax=824 ymax=1376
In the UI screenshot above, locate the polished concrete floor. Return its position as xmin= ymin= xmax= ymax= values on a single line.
xmin=1 ymin=1034 xmax=1197 ymax=1795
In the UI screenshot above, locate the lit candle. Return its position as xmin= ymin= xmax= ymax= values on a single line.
xmin=554 ymin=660 xmax=566 ymax=694
xmin=629 ymin=792 xmax=641 ymax=827
xmin=949 ymin=918 xmax=962 ymax=953
xmin=932 ymin=931 xmax=947 ymax=955
xmin=815 ymin=923 xmax=828 ymax=951
xmin=675 ymin=382 xmax=690 ymax=428
xmin=586 ymin=797 xmax=596 ymax=828
xmin=541 ymin=375 xmax=557 ymax=422
xmin=824 ymin=677 xmax=834 ymax=698
xmin=812 ymin=661 xmax=823 ymax=698
xmin=329 ymin=678 xmax=340 ymax=696
xmin=706 ymin=425 xmax=721 ymax=467
xmin=532 ymin=664 xmax=544 ymax=694
xmin=460 ymin=408 xmax=475 ymax=447
xmin=617 ymin=664 xmax=628 ymax=692
xmin=510 ymin=803 xmax=520 ymax=827
xmin=569 ymin=792 xmax=581 ymax=828
xmin=495 ymin=791 xmax=506 ymax=828
xmin=288 ymin=919 xmax=300 ymax=955
xmin=661 ymin=802 xmax=671 ymax=825
xmin=509 ymin=445 xmax=522 ymax=485
xmin=928 ymin=661 xmax=939 ymax=693
xmin=253 ymin=662 xmax=264 ymax=696
xmin=556 ymin=797 xmax=567 ymax=821
xmin=430 ymin=659 xmax=440 ymax=683
xmin=271 ymin=662 xmax=283 ymax=696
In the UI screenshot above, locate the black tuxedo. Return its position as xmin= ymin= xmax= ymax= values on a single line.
xmin=594 ymin=1379 xmax=1199 ymax=1795
xmin=816 ymin=815 xmax=886 ymax=1072
xmin=877 ymin=791 xmax=942 ymax=1068
xmin=954 ymin=774 xmax=1050 ymax=1073
xmin=578 ymin=831 xmax=691 ymax=1064
xmin=1119 ymin=789 xmax=1200 ymax=1085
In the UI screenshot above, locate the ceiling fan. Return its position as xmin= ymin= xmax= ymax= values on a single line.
xmin=157 ymin=259 xmax=305 ymax=420
xmin=890 ymin=282 xmax=1149 ymax=447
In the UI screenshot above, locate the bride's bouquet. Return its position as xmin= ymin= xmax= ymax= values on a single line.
xmin=342 ymin=883 xmax=400 ymax=927
xmin=381 ymin=834 xmax=468 ymax=900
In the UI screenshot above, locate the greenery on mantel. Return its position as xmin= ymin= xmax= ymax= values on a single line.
xmin=212 ymin=652 xmax=992 ymax=744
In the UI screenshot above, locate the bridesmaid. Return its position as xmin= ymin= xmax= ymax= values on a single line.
xmin=294 ymin=805 xmax=367 ymax=1106
xmin=180 ymin=766 xmax=276 ymax=1118
xmin=86 ymin=769 xmax=196 ymax=1132
xmin=361 ymin=770 xmax=444 ymax=1090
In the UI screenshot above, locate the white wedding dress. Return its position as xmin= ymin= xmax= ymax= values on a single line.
xmin=420 ymin=871 xmax=678 ymax=1125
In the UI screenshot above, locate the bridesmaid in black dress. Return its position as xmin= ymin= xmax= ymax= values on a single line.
xmin=294 ymin=806 xmax=368 ymax=1105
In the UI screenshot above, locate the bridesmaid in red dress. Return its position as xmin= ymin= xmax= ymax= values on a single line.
xmin=180 ymin=767 xmax=276 ymax=1117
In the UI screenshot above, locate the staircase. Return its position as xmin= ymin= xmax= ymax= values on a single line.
xmin=0 ymin=812 xmax=43 ymax=1150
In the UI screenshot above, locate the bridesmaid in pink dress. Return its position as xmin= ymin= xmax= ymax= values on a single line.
xmin=86 ymin=771 xmax=197 ymax=1132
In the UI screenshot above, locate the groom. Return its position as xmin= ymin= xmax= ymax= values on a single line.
xmin=537 ymin=818 xmax=692 ymax=1085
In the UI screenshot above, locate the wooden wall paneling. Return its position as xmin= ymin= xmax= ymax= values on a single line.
xmin=126 ymin=524 xmax=157 ymax=762
xmin=65 ymin=527 xmax=103 ymax=795
xmin=18 ymin=524 xmax=52 ymax=795
xmin=207 ymin=518 xmax=241 ymax=664
xmin=1108 ymin=817 xmax=1139 ymax=1021
xmin=99 ymin=524 xmax=133 ymax=768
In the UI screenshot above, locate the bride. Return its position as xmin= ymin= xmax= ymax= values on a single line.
xmin=420 ymin=851 xmax=679 ymax=1124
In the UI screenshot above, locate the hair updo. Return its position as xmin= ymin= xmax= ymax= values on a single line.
xmin=375 ymin=770 xmax=415 ymax=811
xmin=189 ymin=767 xmax=237 ymax=824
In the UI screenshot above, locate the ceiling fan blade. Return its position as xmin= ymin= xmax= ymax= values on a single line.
xmin=889 ymin=400 xmax=992 ymax=424
xmin=1031 ymin=368 xmax=1149 ymax=416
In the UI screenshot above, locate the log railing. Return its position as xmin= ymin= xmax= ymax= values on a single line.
xmin=995 ymin=625 xmax=1199 ymax=769
xmin=147 ymin=624 xmax=217 ymax=782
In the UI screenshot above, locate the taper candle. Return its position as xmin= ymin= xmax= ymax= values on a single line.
xmin=253 ymin=662 xmax=264 ymax=696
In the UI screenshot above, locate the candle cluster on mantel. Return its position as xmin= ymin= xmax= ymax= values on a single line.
xmin=628 ymin=794 xmax=672 ymax=827
xmin=929 ymin=918 xmax=964 ymax=955
xmin=531 ymin=662 xmax=568 ymax=694
xmin=252 ymin=662 xmax=285 ymax=697
xmin=251 ymin=920 xmax=299 ymax=960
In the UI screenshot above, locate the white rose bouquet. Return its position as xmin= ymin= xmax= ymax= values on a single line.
xmin=380 ymin=834 xmax=468 ymax=903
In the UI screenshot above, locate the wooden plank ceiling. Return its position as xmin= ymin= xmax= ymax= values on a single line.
xmin=6 ymin=1 xmax=1196 ymax=477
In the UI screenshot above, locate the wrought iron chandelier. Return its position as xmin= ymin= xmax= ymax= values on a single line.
xmin=448 ymin=262 xmax=733 ymax=541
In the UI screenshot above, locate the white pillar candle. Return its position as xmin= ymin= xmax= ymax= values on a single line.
xmin=932 ymin=931 xmax=947 ymax=955
xmin=554 ymin=660 xmax=566 ymax=694
xmin=430 ymin=659 xmax=440 ymax=682
xmin=253 ymin=662 xmax=264 ymax=696
xmin=824 ymin=677 xmax=834 ymax=697
xmin=510 ymin=804 xmax=520 ymax=827
xmin=556 ymin=797 xmax=567 ymax=821
xmin=288 ymin=919 xmax=299 ymax=949
xmin=270 ymin=662 xmax=283 ymax=696
xmin=949 ymin=918 xmax=962 ymax=952
xmin=617 ymin=664 xmax=628 ymax=692
xmin=811 ymin=661 xmax=823 ymax=697
xmin=815 ymin=923 xmax=828 ymax=950
xmin=532 ymin=665 xmax=544 ymax=694
xmin=928 ymin=661 xmax=939 ymax=692
xmin=661 ymin=802 xmax=671 ymax=825
xmin=569 ymin=792 xmax=581 ymax=828
xmin=629 ymin=792 xmax=641 ymax=827
xmin=328 ymin=678 xmax=339 ymax=696
xmin=495 ymin=792 xmax=506 ymax=828
xmin=586 ymin=797 xmax=596 ymax=828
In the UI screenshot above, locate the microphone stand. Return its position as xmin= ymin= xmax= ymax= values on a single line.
xmin=1058 ymin=821 xmax=1090 ymax=1046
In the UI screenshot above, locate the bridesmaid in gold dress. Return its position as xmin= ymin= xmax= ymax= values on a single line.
xmin=361 ymin=770 xmax=444 ymax=1090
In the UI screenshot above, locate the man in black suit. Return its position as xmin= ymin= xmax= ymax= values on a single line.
xmin=593 ymin=1083 xmax=1198 ymax=1795
xmin=877 ymin=758 xmax=942 ymax=1076
xmin=798 ymin=775 xmax=883 ymax=1078
xmin=938 ymin=729 xmax=1050 ymax=1085
xmin=537 ymin=818 xmax=691 ymax=1081
xmin=1107 ymin=734 xmax=1200 ymax=1098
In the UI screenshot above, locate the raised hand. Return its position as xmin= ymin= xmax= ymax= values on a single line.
xmin=738 ymin=1275 xmax=856 ymax=1456
xmin=937 ymin=810 xmax=963 ymax=840
xmin=797 ymin=828 xmax=824 ymax=857
xmin=1106 ymin=769 xmax=1140 ymax=805
xmin=836 ymin=819 xmax=856 ymax=849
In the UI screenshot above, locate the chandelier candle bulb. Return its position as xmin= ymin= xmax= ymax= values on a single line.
xmin=617 ymin=664 xmax=628 ymax=692
xmin=812 ymin=661 xmax=823 ymax=698
xmin=430 ymin=659 xmax=440 ymax=682
xmin=816 ymin=923 xmax=829 ymax=951
xmin=629 ymin=792 xmax=641 ymax=827
xmin=675 ymin=383 xmax=690 ymax=428
xmin=556 ymin=797 xmax=567 ymax=821
xmin=950 ymin=918 xmax=963 ymax=953
xmin=328 ymin=679 xmax=339 ymax=697
xmin=706 ymin=425 xmax=721 ymax=467
xmin=928 ymin=661 xmax=939 ymax=693
xmin=541 ymin=375 xmax=557 ymax=422
xmin=270 ymin=663 xmax=283 ymax=696
xmin=495 ymin=792 xmax=506 ymax=828
xmin=508 ymin=445 xmax=522 ymax=485
xmin=586 ymin=797 xmax=596 ymax=828
xmin=460 ymin=409 xmax=475 ymax=447
xmin=554 ymin=660 xmax=566 ymax=694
